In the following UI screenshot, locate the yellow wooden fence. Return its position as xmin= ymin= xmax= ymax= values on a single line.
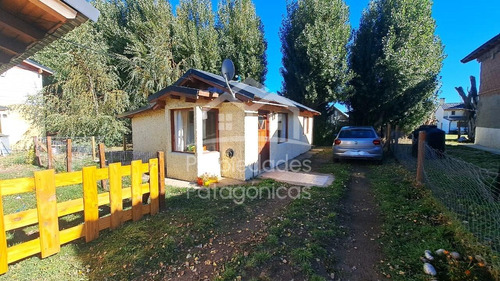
xmin=0 ymin=152 xmax=166 ymax=274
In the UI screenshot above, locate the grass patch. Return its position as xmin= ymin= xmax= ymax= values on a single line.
xmin=369 ymin=161 xmax=496 ymax=280
xmin=0 ymin=182 xmax=292 ymax=280
xmin=217 ymin=162 xmax=351 ymax=280
xmin=444 ymin=145 xmax=500 ymax=171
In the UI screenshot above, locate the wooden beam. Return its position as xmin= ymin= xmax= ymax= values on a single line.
xmin=28 ymin=0 xmax=77 ymax=22
xmin=0 ymin=34 xmax=27 ymax=55
xmin=0 ymin=53 xmax=12 ymax=64
xmin=0 ymin=10 xmax=45 ymax=41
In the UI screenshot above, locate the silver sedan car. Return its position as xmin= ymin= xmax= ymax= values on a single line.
xmin=332 ymin=126 xmax=383 ymax=163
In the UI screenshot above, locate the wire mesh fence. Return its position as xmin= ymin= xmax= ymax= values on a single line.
xmin=36 ymin=136 xmax=99 ymax=171
xmin=105 ymin=151 xmax=157 ymax=165
xmin=393 ymin=137 xmax=500 ymax=272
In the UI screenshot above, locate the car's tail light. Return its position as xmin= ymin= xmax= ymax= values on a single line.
xmin=373 ymin=139 xmax=381 ymax=145
xmin=334 ymin=139 xmax=341 ymax=145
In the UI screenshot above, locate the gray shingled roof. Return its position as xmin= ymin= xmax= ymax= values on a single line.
xmin=442 ymin=103 xmax=465 ymax=110
xmin=171 ymin=69 xmax=320 ymax=114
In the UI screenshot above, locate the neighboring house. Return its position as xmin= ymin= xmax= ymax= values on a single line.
xmin=462 ymin=33 xmax=500 ymax=149
xmin=0 ymin=60 xmax=53 ymax=151
xmin=434 ymin=98 xmax=468 ymax=134
xmin=121 ymin=69 xmax=319 ymax=182
xmin=328 ymin=106 xmax=349 ymax=127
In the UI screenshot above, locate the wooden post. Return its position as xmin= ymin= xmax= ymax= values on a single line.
xmin=83 ymin=166 xmax=99 ymax=242
xmin=98 ymin=143 xmax=108 ymax=190
xmin=394 ymin=125 xmax=399 ymax=154
xmin=91 ymin=136 xmax=96 ymax=161
xmin=123 ymin=135 xmax=127 ymax=151
xmin=131 ymin=160 xmax=143 ymax=221
xmin=157 ymin=151 xmax=166 ymax=210
xmin=46 ymin=136 xmax=53 ymax=169
xmin=149 ymin=158 xmax=159 ymax=215
xmin=416 ymin=131 xmax=426 ymax=185
xmin=34 ymin=170 xmax=60 ymax=258
xmin=33 ymin=136 xmax=41 ymax=166
xmin=0 ymin=188 xmax=8 ymax=274
xmin=66 ymin=139 xmax=72 ymax=172
xmin=109 ymin=163 xmax=123 ymax=230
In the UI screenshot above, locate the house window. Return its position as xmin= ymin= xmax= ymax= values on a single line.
xmin=203 ymin=109 xmax=218 ymax=151
xmin=277 ymin=113 xmax=288 ymax=143
xmin=451 ymin=111 xmax=456 ymax=116
xmin=172 ymin=109 xmax=195 ymax=153
xmin=304 ymin=117 xmax=310 ymax=134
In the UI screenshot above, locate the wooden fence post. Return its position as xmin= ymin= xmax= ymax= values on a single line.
xmin=98 ymin=143 xmax=108 ymax=190
xmin=149 ymin=158 xmax=159 ymax=215
xmin=131 ymin=160 xmax=143 ymax=221
xmin=66 ymin=139 xmax=72 ymax=172
xmin=33 ymin=136 xmax=41 ymax=167
xmin=46 ymin=136 xmax=53 ymax=169
xmin=83 ymin=166 xmax=99 ymax=242
xmin=123 ymin=135 xmax=127 ymax=151
xmin=34 ymin=170 xmax=60 ymax=258
xmin=0 ymin=188 xmax=8 ymax=274
xmin=157 ymin=151 xmax=165 ymax=210
xmin=416 ymin=131 xmax=426 ymax=185
xmin=109 ymin=163 xmax=123 ymax=230
xmin=91 ymin=136 xmax=96 ymax=161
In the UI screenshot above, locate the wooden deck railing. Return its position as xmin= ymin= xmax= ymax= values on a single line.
xmin=0 ymin=151 xmax=165 ymax=274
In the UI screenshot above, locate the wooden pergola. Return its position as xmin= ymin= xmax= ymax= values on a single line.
xmin=0 ymin=0 xmax=99 ymax=74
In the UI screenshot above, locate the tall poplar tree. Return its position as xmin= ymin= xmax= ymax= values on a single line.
xmin=174 ymin=0 xmax=221 ymax=73
xmin=347 ymin=0 xmax=444 ymax=130
xmin=280 ymin=0 xmax=351 ymax=144
xmin=217 ymin=0 xmax=267 ymax=83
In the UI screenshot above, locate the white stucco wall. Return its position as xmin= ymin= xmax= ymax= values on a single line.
xmin=0 ymin=66 xmax=43 ymax=148
xmin=244 ymin=112 xmax=259 ymax=180
xmin=475 ymin=127 xmax=500 ymax=149
xmin=268 ymin=110 xmax=312 ymax=169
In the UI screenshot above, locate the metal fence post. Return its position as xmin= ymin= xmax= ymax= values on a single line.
xmin=416 ymin=131 xmax=426 ymax=185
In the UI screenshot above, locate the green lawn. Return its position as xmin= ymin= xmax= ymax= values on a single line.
xmin=369 ymin=161 xmax=496 ymax=281
xmin=445 ymin=144 xmax=500 ymax=171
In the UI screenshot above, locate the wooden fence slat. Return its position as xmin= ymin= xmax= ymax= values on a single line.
xmin=149 ymin=158 xmax=159 ymax=215
xmin=58 ymin=199 xmax=84 ymax=217
xmin=60 ymin=225 xmax=84 ymax=245
xmin=0 ymin=188 xmax=8 ymax=274
xmin=4 ymin=209 xmax=38 ymax=231
xmin=0 ymin=178 xmax=35 ymax=195
xmin=83 ymin=166 xmax=99 ymax=242
xmin=7 ymin=239 xmax=40 ymax=264
xmin=131 ymin=160 xmax=143 ymax=221
xmin=55 ymin=172 xmax=82 ymax=187
xmin=34 ymin=170 xmax=60 ymax=258
xmin=157 ymin=151 xmax=166 ymax=210
xmin=109 ymin=163 xmax=123 ymax=230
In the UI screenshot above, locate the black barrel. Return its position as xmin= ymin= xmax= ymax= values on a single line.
xmin=412 ymin=125 xmax=445 ymax=157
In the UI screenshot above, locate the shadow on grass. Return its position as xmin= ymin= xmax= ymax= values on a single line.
xmin=0 ymin=180 xmax=288 ymax=280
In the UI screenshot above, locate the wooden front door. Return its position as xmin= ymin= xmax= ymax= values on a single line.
xmin=258 ymin=112 xmax=270 ymax=170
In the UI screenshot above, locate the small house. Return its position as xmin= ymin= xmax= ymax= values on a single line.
xmin=121 ymin=69 xmax=319 ymax=182
xmin=0 ymin=59 xmax=53 ymax=151
xmin=462 ymin=33 xmax=500 ymax=149
xmin=434 ymin=98 xmax=467 ymax=134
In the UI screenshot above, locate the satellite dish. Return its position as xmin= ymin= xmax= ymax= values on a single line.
xmin=221 ymin=58 xmax=237 ymax=100
xmin=221 ymin=59 xmax=235 ymax=81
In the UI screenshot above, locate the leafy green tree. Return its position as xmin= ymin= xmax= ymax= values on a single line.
xmin=216 ymin=0 xmax=267 ymax=83
xmin=93 ymin=0 xmax=180 ymax=107
xmin=347 ymin=0 xmax=444 ymax=130
xmin=26 ymin=22 xmax=129 ymax=145
xmin=280 ymin=0 xmax=351 ymax=144
xmin=174 ymin=0 xmax=221 ymax=73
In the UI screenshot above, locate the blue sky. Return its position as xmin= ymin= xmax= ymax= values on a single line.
xmin=171 ymin=0 xmax=500 ymax=107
